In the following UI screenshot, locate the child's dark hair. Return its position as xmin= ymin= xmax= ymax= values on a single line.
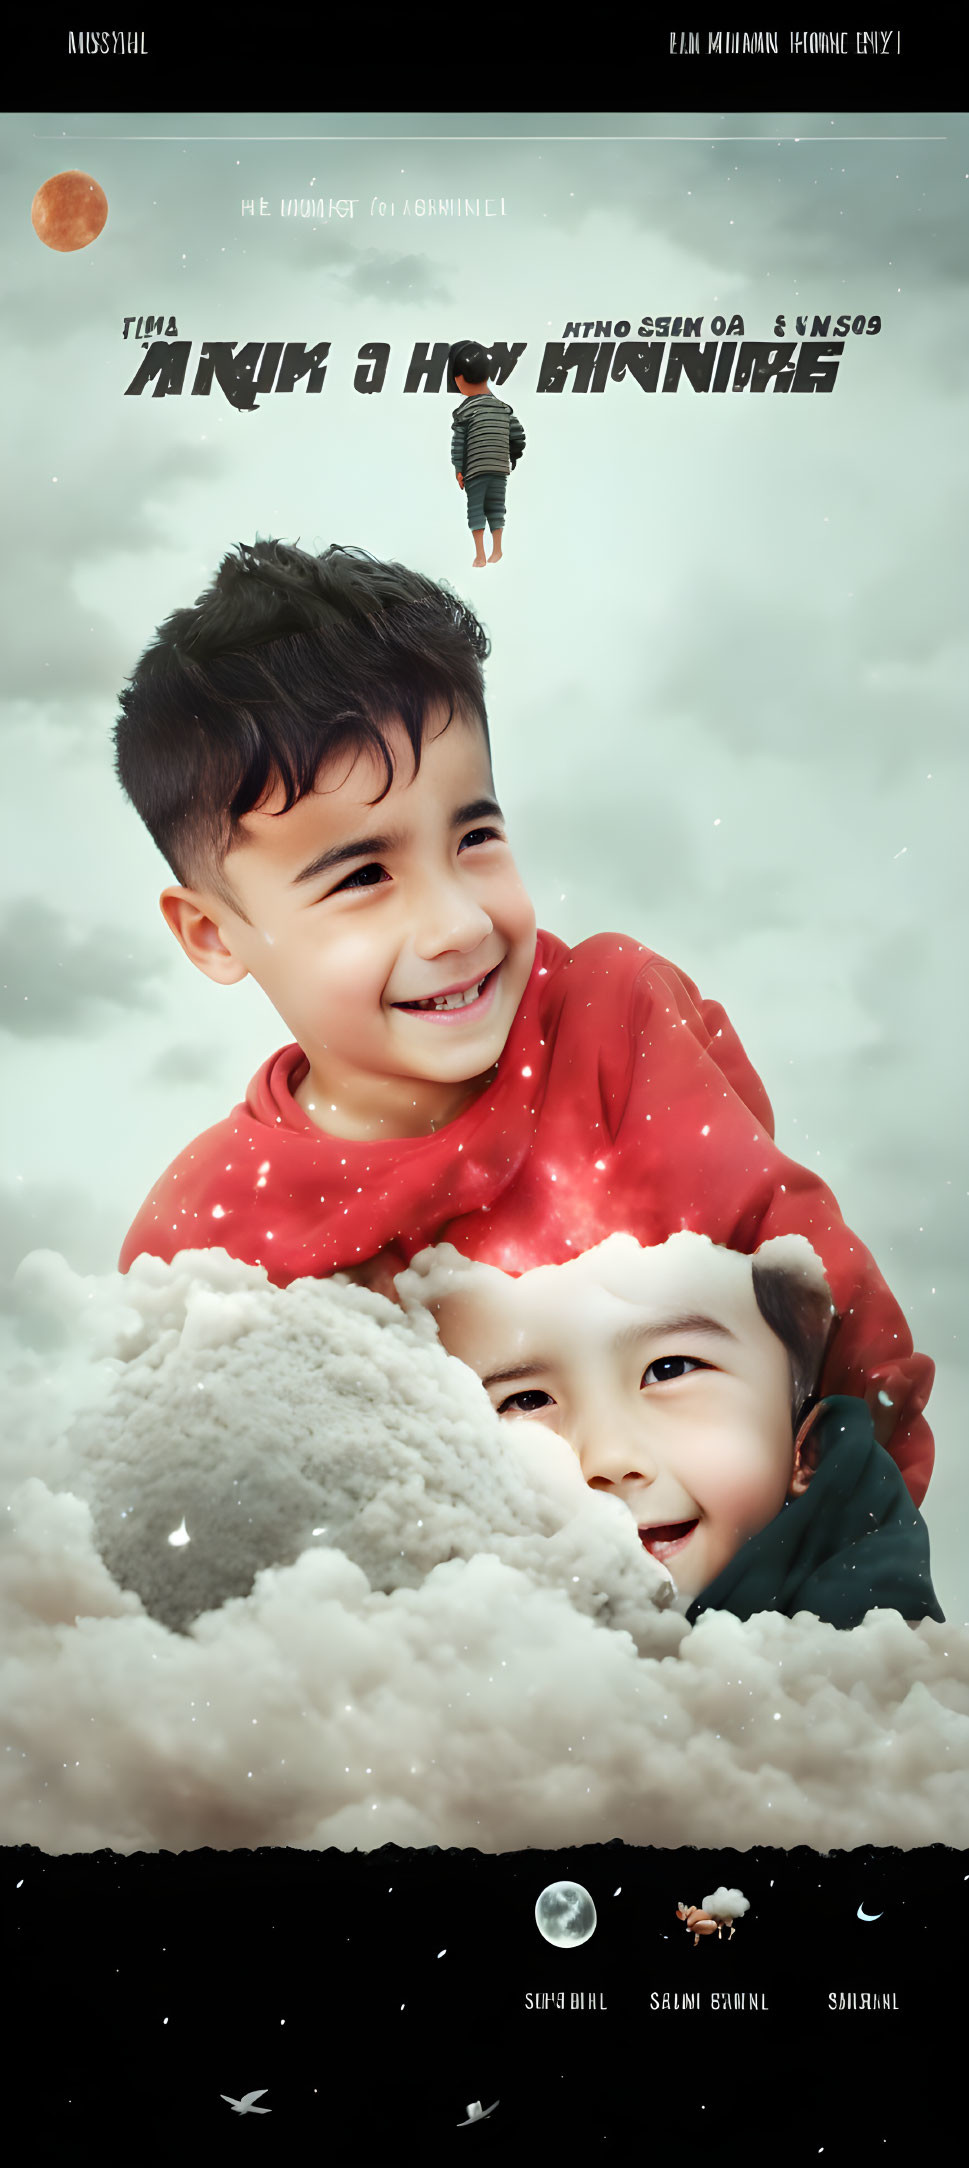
xmin=751 ymin=1259 xmax=835 ymax=1426
xmin=114 ymin=539 xmax=491 ymax=904
xmin=449 ymin=339 xmax=492 ymax=385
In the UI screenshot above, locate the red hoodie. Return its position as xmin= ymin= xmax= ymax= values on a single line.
xmin=120 ymin=931 xmax=934 ymax=1503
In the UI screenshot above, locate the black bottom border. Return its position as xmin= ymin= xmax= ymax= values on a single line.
xmin=6 ymin=1840 xmax=961 ymax=2157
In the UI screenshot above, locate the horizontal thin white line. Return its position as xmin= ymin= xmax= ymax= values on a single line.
xmin=33 ymin=134 xmax=948 ymax=143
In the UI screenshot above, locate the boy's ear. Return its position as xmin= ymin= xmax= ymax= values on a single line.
xmin=159 ymin=886 xmax=249 ymax=986
xmin=788 ymin=1401 xmax=824 ymax=1497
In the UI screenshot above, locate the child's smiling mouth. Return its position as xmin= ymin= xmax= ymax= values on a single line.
xmin=638 ymin=1518 xmax=700 ymax=1564
xmin=391 ymin=963 xmax=502 ymax=1022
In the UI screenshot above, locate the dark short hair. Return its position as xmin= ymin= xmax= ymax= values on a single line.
xmin=114 ymin=539 xmax=492 ymax=901
xmin=752 ymin=1260 xmax=835 ymax=1424
xmin=449 ymin=340 xmax=492 ymax=385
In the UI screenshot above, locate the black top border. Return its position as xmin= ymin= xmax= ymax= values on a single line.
xmin=11 ymin=17 xmax=969 ymax=117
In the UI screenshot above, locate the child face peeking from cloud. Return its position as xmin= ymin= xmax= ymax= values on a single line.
xmin=398 ymin=1232 xmax=831 ymax=1602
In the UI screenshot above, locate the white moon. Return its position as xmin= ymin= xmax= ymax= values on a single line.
xmin=856 ymin=1905 xmax=883 ymax=1921
xmin=535 ymin=1881 xmax=597 ymax=1947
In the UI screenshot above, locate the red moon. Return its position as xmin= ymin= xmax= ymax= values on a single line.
xmin=31 ymin=170 xmax=108 ymax=252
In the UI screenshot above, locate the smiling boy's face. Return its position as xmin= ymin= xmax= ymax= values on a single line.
xmin=161 ymin=710 xmax=536 ymax=1140
xmin=400 ymin=1233 xmax=809 ymax=1601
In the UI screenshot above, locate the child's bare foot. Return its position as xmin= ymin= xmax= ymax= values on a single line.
xmin=488 ymin=543 xmax=503 ymax=563
xmin=472 ymin=553 xmax=487 ymax=568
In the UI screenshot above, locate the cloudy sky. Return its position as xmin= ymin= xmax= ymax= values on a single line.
xmin=1 ymin=109 xmax=966 ymax=1614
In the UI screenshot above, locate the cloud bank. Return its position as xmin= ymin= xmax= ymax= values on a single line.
xmin=1 ymin=1251 xmax=966 ymax=1855
xmin=0 ymin=901 xmax=169 ymax=1037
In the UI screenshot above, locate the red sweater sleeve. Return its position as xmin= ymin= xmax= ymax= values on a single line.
xmin=633 ymin=951 xmax=935 ymax=1505
xmin=648 ymin=953 xmax=778 ymax=1137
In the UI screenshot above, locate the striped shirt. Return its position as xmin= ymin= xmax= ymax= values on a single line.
xmin=451 ymin=391 xmax=526 ymax=481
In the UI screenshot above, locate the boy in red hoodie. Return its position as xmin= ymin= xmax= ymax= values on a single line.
xmin=115 ymin=538 xmax=934 ymax=1506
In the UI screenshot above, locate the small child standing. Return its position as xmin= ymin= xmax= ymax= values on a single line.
xmin=449 ymin=339 xmax=526 ymax=568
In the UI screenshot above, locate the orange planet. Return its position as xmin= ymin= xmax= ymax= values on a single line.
xmin=31 ymin=170 xmax=108 ymax=252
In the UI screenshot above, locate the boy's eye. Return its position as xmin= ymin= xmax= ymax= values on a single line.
xmin=331 ymin=861 xmax=389 ymax=893
xmin=496 ymin=1387 xmax=555 ymax=1416
xmin=459 ymin=825 xmax=502 ymax=851
xmin=641 ymin=1356 xmax=710 ymax=1387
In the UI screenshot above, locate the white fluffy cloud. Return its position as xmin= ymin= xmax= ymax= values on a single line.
xmin=700 ymin=1887 xmax=750 ymax=1920
xmin=1 ymin=1250 xmax=967 ymax=1856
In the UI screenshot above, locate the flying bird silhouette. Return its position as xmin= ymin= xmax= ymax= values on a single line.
xmin=221 ymin=2089 xmax=271 ymax=2115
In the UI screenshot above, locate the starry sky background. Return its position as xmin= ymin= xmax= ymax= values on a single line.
xmin=1 ymin=109 xmax=966 ymax=1615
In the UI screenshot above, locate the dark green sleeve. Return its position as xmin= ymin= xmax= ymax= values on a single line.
xmin=451 ymin=415 xmax=468 ymax=470
xmin=686 ymin=1397 xmax=944 ymax=1630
